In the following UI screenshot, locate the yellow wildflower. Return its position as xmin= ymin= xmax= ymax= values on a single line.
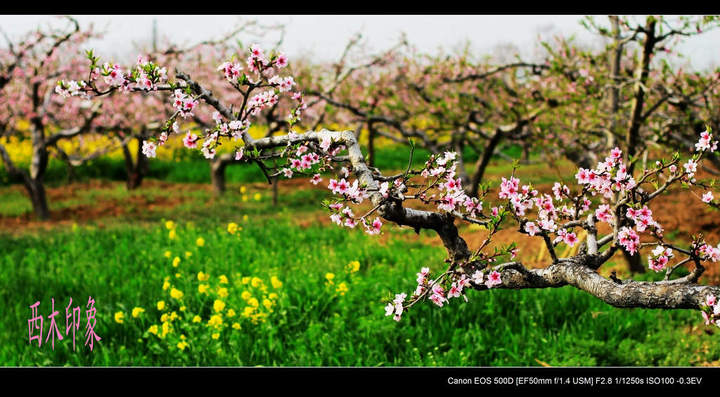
xmin=262 ymin=299 xmax=273 ymax=311
xmin=180 ymin=305 xmax=186 ymax=312
xmin=248 ymin=297 xmax=259 ymax=308
xmin=162 ymin=280 xmax=170 ymax=290
xmin=180 ymin=334 xmax=186 ymax=340
xmin=165 ymin=220 xmax=175 ymax=230
xmin=227 ymin=309 xmax=236 ymax=317
xmin=251 ymin=277 xmax=263 ymax=288
xmin=219 ymin=275 xmax=229 ymax=284
xmin=164 ymin=250 xmax=172 ymax=258
xmin=177 ymin=341 xmax=188 ymax=351
xmin=148 ymin=325 xmax=159 ymax=335
xmin=192 ymin=315 xmax=202 ymax=323
xmin=175 ymin=272 xmax=181 ymax=279
xmin=268 ymin=293 xmax=278 ymax=300
xmin=217 ymin=287 xmax=229 ymax=298
xmin=169 ymin=311 xmax=179 ymax=321
xmin=242 ymin=277 xmax=251 ymax=285
xmin=325 ymin=272 xmax=335 ymax=284
xmin=232 ymin=322 xmax=241 ymax=330
xmin=270 ymin=276 xmax=283 ymax=289
xmin=208 ymin=314 xmax=223 ymax=328
xmin=114 ymin=312 xmax=125 ymax=324
xmin=242 ymin=306 xmax=255 ymax=317
xmin=196 ymin=237 xmax=205 ymax=247
xmin=241 ymin=291 xmax=252 ymax=301
xmin=172 ymin=256 xmax=181 ymax=267
xmin=242 ymin=195 xmax=248 ymax=202
xmin=185 ymin=251 xmax=192 ymax=258
xmin=347 ymin=260 xmax=360 ymax=273
xmin=161 ymin=313 xmax=169 ymax=322
xmin=336 ymin=282 xmax=349 ymax=296
xmin=157 ymin=300 xmax=166 ymax=311
xmin=170 ymin=288 xmax=184 ymax=300
xmin=161 ymin=321 xmax=172 ymax=337
xmin=197 ymin=271 xmax=209 ymax=281
xmin=212 ymin=333 xmax=220 ymax=340
xmin=227 ymin=222 xmax=238 ymax=234
xmin=169 ymin=229 xmax=177 ymax=240
xmin=214 ymin=299 xmax=226 ymax=312
xmin=132 ymin=307 xmax=145 ymax=318
xmin=240 ymin=186 xmax=247 ymax=194
xmin=253 ymin=193 xmax=262 ymax=201
xmin=243 ymin=214 xmax=248 ymax=222
xmin=198 ymin=284 xmax=209 ymax=294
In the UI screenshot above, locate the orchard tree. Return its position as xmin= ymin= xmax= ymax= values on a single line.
xmin=57 ymin=43 xmax=720 ymax=331
xmin=303 ymin=35 xmax=571 ymax=199
xmin=0 ymin=17 xmax=112 ymax=219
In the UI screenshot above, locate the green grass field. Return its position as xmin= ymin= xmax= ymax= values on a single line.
xmin=1 ymin=144 xmax=718 ymax=366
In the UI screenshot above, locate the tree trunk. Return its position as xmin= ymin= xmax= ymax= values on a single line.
xmin=625 ymin=17 xmax=656 ymax=176
xmin=122 ymin=137 xmax=146 ymax=190
xmin=272 ymin=177 xmax=279 ymax=207
xmin=468 ymin=130 xmax=503 ymax=198
xmin=211 ymin=158 xmax=227 ymax=195
xmin=24 ymin=178 xmax=50 ymax=220
xmin=367 ymin=123 xmax=376 ymax=168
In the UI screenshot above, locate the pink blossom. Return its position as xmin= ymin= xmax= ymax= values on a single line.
xmin=702 ymin=191 xmax=714 ymax=203
xmin=524 ymin=222 xmax=539 ymax=236
xmin=485 ymin=271 xmax=502 ymax=288
xmin=141 ymin=141 xmax=157 ymax=158
xmin=310 ymin=174 xmax=322 ymax=185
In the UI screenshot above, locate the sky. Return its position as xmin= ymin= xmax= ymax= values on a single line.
xmin=1 ymin=15 xmax=719 ymax=71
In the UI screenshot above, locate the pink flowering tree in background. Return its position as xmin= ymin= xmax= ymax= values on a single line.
xmin=0 ymin=17 xmax=114 ymax=219
xmin=57 ymin=37 xmax=720 ymax=329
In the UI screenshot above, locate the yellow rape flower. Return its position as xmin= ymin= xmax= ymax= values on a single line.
xmin=157 ymin=300 xmax=166 ymax=311
xmin=148 ymin=325 xmax=158 ymax=335
xmin=227 ymin=309 xmax=236 ymax=317
xmin=198 ymin=284 xmax=209 ymax=294
xmin=347 ymin=260 xmax=360 ymax=273
xmin=132 ymin=307 xmax=145 ymax=318
xmin=217 ymin=287 xmax=229 ymax=298
xmin=240 ymin=186 xmax=247 ymax=194
xmin=196 ymin=237 xmax=205 ymax=247
xmin=161 ymin=321 xmax=172 ymax=337
xmin=180 ymin=306 xmax=186 ymax=312
xmin=170 ymin=288 xmax=184 ymax=299
xmin=336 ymin=282 xmax=349 ymax=296
xmin=185 ymin=251 xmax=192 ymax=258
xmin=162 ymin=280 xmax=170 ymax=290
xmin=172 ymin=256 xmax=181 ymax=267
xmin=208 ymin=314 xmax=223 ymax=328
xmin=241 ymin=291 xmax=252 ymax=301
xmin=243 ymin=214 xmax=248 ymax=222
xmin=242 ymin=195 xmax=248 ymax=202
xmin=232 ymin=322 xmax=241 ymax=330
xmin=270 ymin=276 xmax=283 ymax=289
xmin=242 ymin=277 xmax=250 ymax=285
xmin=219 ymin=275 xmax=229 ymax=284
xmin=325 ymin=273 xmax=335 ymax=284
xmin=262 ymin=299 xmax=273 ymax=311
xmin=197 ymin=271 xmax=209 ymax=281
xmin=175 ymin=272 xmax=181 ymax=279
xmin=169 ymin=311 xmax=179 ymax=321
xmin=214 ymin=299 xmax=226 ymax=312
xmin=212 ymin=333 xmax=220 ymax=340
xmin=251 ymin=277 xmax=263 ymax=288
xmin=169 ymin=229 xmax=177 ymax=240
xmin=248 ymin=298 xmax=259 ymax=308
xmin=161 ymin=313 xmax=169 ymax=322
xmin=165 ymin=220 xmax=175 ymax=230
xmin=268 ymin=293 xmax=278 ymax=300
xmin=177 ymin=341 xmax=188 ymax=351
xmin=242 ymin=306 xmax=255 ymax=317
xmin=114 ymin=312 xmax=125 ymax=324
xmin=192 ymin=315 xmax=202 ymax=323
xmin=253 ymin=193 xmax=262 ymax=201
xmin=164 ymin=251 xmax=172 ymax=258
xmin=227 ymin=223 xmax=238 ymax=234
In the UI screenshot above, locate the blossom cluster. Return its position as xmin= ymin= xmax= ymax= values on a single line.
xmin=647 ymin=245 xmax=674 ymax=272
xmin=420 ymin=152 xmax=482 ymax=216
xmin=701 ymin=295 xmax=720 ymax=328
